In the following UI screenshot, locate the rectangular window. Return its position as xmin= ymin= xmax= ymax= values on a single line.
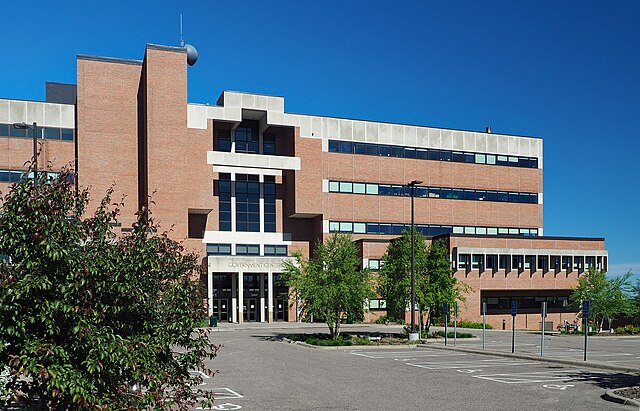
xmin=61 ymin=129 xmax=74 ymax=141
xmin=217 ymin=129 xmax=232 ymax=152
xmin=368 ymin=259 xmax=380 ymax=270
xmin=0 ymin=124 xmax=8 ymax=137
xmin=339 ymin=182 xmax=352 ymax=193
xmin=353 ymin=183 xmax=366 ymax=194
xmin=353 ymin=222 xmax=366 ymax=234
xmin=264 ymin=245 xmax=288 ymax=256
xmin=263 ymin=133 xmax=276 ymax=155
xmin=339 ymin=222 xmax=353 ymax=232
xmin=236 ymin=174 xmax=261 ymax=232
xmin=329 ymin=140 xmax=340 ymax=152
xmin=366 ymin=223 xmax=379 ymax=234
xmin=235 ymin=125 xmax=260 ymax=154
xmin=486 ymin=154 xmax=496 ymax=165
xmin=264 ymin=176 xmax=276 ymax=233
xmin=207 ymin=243 xmax=231 ymax=256
xmin=404 ymin=148 xmax=416 ymax=158
xmin=475 ymin=153 xmax=486 ymax=164
xmin=329 ymin=221 xmax=340 ymax=232
xmin=329 ymin=181 xmax=339 ymax=192
xmin=218 ymin=173 xmax=232 ymax=231
xmin=428 ymin=149 xmax=440 ymax=160
xmin=339 ymin=141 xmax=353 ymax=153
xmin=416 ymin=149 xmax=429 ymax=159
xmin=366 ymin=184 xmax=378 ymax=195
xmin=236 ymin=244 xmax=260 ymax=256
xmin=10 ymin=126 xmax=27 ymax=138
xmin=44 ymin=127 xmax=60 ymax=140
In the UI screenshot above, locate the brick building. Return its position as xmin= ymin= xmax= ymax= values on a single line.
xmin=0 ymin=43 xmax=607 ymax=330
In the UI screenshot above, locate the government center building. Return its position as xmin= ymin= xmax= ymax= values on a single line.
xmin=0 ymin=44 xmax=608 ymax=330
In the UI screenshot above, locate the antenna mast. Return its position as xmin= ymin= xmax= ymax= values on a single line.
xmin=180 ymin=14 xmax=184 ymax=47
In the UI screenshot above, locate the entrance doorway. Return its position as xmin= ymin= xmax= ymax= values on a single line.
xmin=212 ymin=298 xmax=229 ymax=322
xmin=243 ymin=298 xmax=258 ymax=322
xmin=274 ymin=298 xmax=287 ymax=321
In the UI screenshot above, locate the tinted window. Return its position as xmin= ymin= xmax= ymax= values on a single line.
xmin=44 ymin=127 xmax=60 ymax=140
xmin=263 ymin=133 xmax=276 ymax=155
xmin=61 ymin=129 xmax=74 ymax=141
xmin=0 ymin=124 xmax=9 ymax=137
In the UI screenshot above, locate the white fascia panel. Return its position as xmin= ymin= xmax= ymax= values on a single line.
xmin=202 ymin=231 xmax=292 ymax=245
xmin=456 ymin=247 xmax=607 ymax=256
xmin=2 ymin=99 xmax=75 ymax=129
xmin=207 ymin=151 xmax=300 ymax=170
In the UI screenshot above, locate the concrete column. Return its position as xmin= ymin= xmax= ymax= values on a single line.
xmin=260 ymin=273 xmax=266 ymax=323
xmin=238 ymin=272 xmax=244 ymax=324
xmin=207 ymin=270 xmax=213 ymax=317
xmin=231 ymin=273 xmax=238 ymax=323
xmin=268 ymin=272 xmax=274 ymax=322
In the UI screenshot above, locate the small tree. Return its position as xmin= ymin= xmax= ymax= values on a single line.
xmin=570 ymin=268 xmax=633 ymax=332
xmin=0 ymin=168 xmax=218 ymax=409
xmin=632 ymin=278 xmax=640 ymax=325
xmin=377 ymin=233 xmax=468 ymax=332
xmin=422 ymin=239 xmax=469 ymax=332
xmin=281 ymin=233 xmax=374 ymax=339
xmin=377 ymin=230 xmax=428 ymax=321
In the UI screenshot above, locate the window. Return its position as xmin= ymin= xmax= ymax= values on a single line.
xmin=235 ymin=125 xmax=259 ymax=154
xmin=236 ymin=244 xmax=260 ymax=256
xmin=10 ymin=126 xmax=27 ymax=138
xmin=353 ymin=183 xmax=366 ymax=194
xmin=61 ymin=129 xmax=74 ymax=141
xmin=368 ymin=259 xmax=381 ymax=270
xmin=263 ymin=133 xmax=276 ymax=155
xmin=264 ymin=245 xmax=288 ymax=256
xmin=207 ymin=243 xmax=231 ymax=255
xmin=368 ymin=299 xmax=386 ymax=310
xmin=366 ymin=184 xmax=378 ymax=195
xmin=0 ymin=124 xmax=8 ymax=137
xmin=217 ymin=129 xmax=232 ymax=152
xmin=264 ymin=176 xmax=276 ymax=233
xmin=353 ymin=222 xmax=366 ymax=233
xmin=188 ymin=212 xmax=207 ymax=239
xmin=235 ymin=174 xmax=260 ymax=232
xmin=44 ymin=127 xmax=60 ymax=140
xmin=339 ymin=182 xmax=352 ymax=193
xmin=327 ymin=221 xmax=537 ymax=237
xmin=218 ymin=173 xmax=232 ymax=231
xmin=458 ymin=254 xmax=471 ymax=269
xmin=329 ymin=181 xmax=339 ymax=192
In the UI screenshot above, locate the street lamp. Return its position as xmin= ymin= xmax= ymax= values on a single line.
xmin=12 ymin=122 xmax=38 ymax=194
xmin=405 ymin=179 xmax=423 ymax=341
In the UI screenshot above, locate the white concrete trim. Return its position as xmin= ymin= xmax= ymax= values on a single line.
xmin=208 ymin=151 xmax=300 ymax=171
xmin=202 ymin=231 xmax=292 ymax=245
xmin=1 ymin=98 xmax=75 ymax=129
xmin=213 ymin=166 xmax=282 ymax=176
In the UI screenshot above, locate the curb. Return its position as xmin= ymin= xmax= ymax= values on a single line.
xmin=417 ymin=344 xmax=640 ymax=374
xmin=282 ymin=337 xmax=425 ymax=350
xmin=603 ymin=387 xmax=640 ymax=409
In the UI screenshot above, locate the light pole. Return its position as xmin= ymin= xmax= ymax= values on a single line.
xmin=13 ymin=122 xmax=38 ymax=194
xmin=406 ymin=179 xmax=423 ymax=341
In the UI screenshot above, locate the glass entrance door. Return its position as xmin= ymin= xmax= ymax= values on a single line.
xmin=243 ymin=298 xmax=258 ymax=322
xmin=212 ymin=298 xmax=229 ymax=322
xmin=274 ymin=298 xmax=287 ymax=321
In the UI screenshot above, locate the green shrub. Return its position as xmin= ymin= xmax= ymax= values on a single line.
xmin=433 ymin=331 xmax=474 ymax=338
xmin=287 ymin=334 xmax=354 ymax=346
xmin=614 ymin=325 xmax=640 ymax=335
xmin=373 ymin=315 xmax=405 ymax=325
xmin=446 ymin=320 xmax=493 ymax=329
xmin=351 ymin=337 xmax=372 ymax=346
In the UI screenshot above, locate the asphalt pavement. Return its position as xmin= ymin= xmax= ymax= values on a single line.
xmin=195 ymin=323 xmax=640 ymax=410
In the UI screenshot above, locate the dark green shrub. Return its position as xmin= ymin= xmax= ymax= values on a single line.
xmin=433 ymin=331 xmax=474 ymax=338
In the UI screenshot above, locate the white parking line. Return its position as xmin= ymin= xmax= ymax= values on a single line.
xmin=406 ymin=359 xmax=537 ymax=370
xmin=473 ymin=370 xmax=601 ymax=384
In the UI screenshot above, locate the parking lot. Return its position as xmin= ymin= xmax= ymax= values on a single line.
xmin=193 ymin=324 xmax=639 ymax=410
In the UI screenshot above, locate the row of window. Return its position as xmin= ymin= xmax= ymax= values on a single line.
xmin=328 ymin=140 xmax=538 ymax=169
xmin=481 ymin=295 xmax=570 ymax=311
xmin=0 ymin=123 xmax=74 ymax=141
xmin=0 ymin=169 xmax=60 ymax=183
xmin=459 ymin=254 xmax=600 ymax=271
xmin=206 ymin=243 xmax=288 ymax=257
xmin=329 ymin=180 xmax=538 ymax=204
xmin=330 ymin=221 xmax=538 ymax=237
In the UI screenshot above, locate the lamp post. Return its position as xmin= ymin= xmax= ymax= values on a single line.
xmin=12 ymin=122 xmax=38 ymax=194
xmin=406 ymin=179 xmax=423 ymax=341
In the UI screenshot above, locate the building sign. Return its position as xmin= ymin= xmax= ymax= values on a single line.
xmin=207 ymin=256 xmax=292 ymax=273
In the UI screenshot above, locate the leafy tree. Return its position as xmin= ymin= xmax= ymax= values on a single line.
xmin=377 ymin=230 xmax=428 ymax=321
xmin=281 ymin=233 xmax=374 ymax=339
xmin=377 ymin=233 xmax=468 ymax=332
xmin=422 ymin=239 xmax=469 ymax=331
xmin=632 ymin=278 xmax=640 ymax=325
xmin=570 ymin=268 xmax=633 ymax=332
xmin=0 ymin=167 xmax=218 ymax=410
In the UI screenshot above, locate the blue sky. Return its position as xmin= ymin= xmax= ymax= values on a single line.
xmin=2 ymin=1 xmax=638 ymax=279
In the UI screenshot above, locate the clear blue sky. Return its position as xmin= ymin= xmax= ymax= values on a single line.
xmin=2 ymin=1 xmax=638 ymax=279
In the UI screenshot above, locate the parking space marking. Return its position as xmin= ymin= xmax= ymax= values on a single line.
xmin=406 ymin=359 xmax=537 ymax=370
xmin=201 ymin=388 xmax=244 ymax=399
xmin=472 ymin=370 xmax=601 ymax=384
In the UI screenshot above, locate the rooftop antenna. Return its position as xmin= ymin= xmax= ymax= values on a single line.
xmin=179 ymin=14 xmax=184 ymax=47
